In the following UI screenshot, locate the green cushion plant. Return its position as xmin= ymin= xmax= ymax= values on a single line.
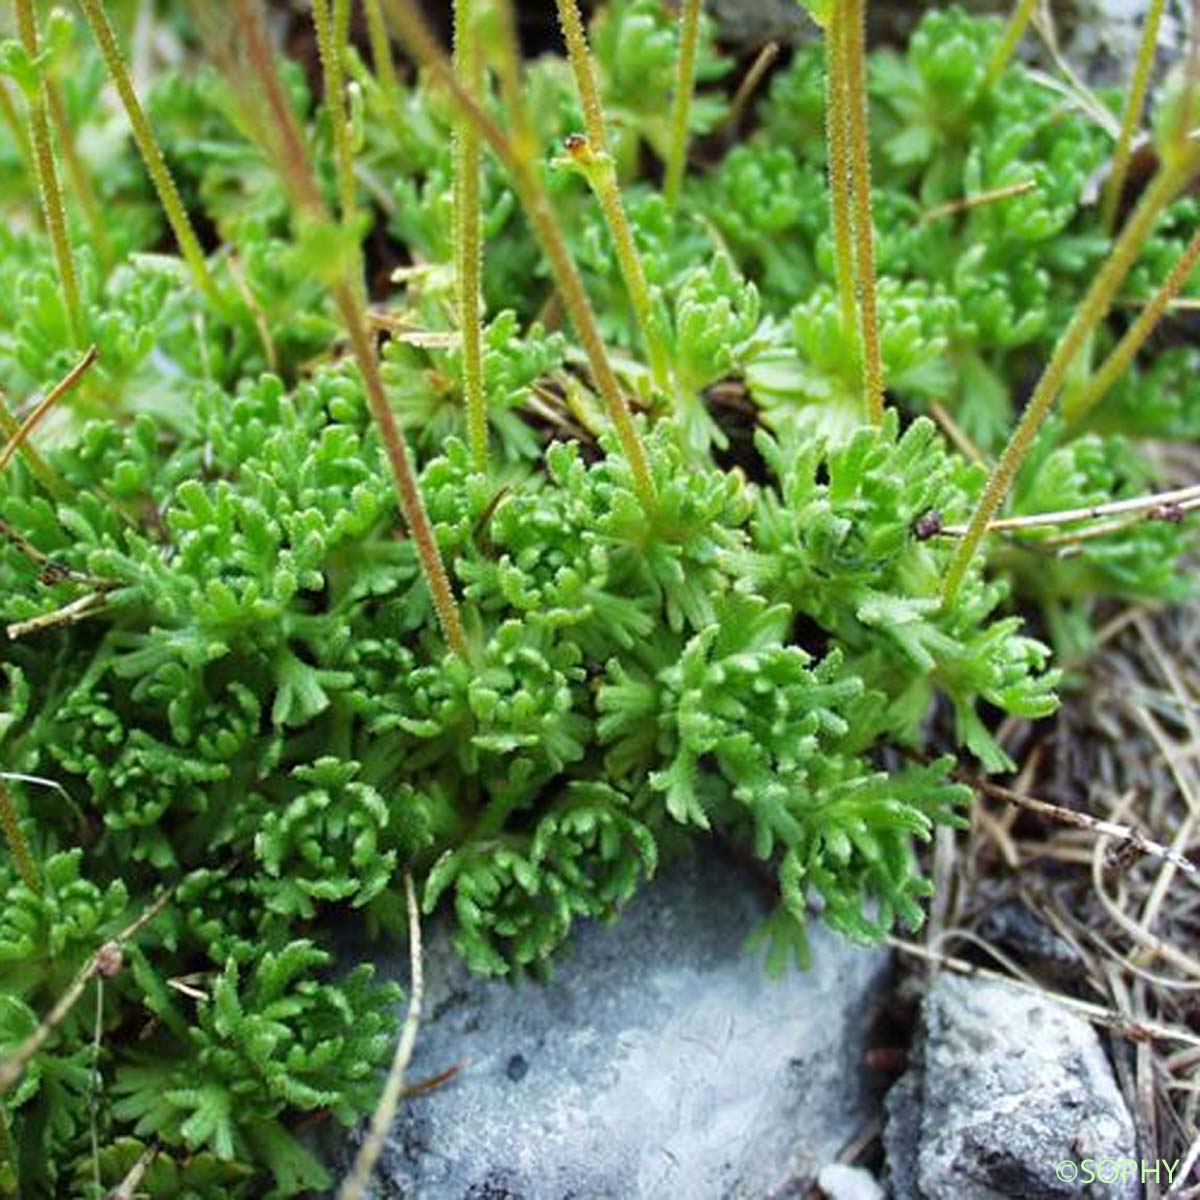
xmin=0 ymin=0 xmax=1198 ymax=1194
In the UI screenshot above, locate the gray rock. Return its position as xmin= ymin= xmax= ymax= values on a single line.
xmin=355 ymin=846 xmax=891 ymax=1199
xmin=817 ymin=1163 xmax=885 ymax=1200
xmin=705 ymin=0 xmax=811 ymax=49
xmin=885 ymin=973 xmax=1138 ymax=1200
xmin=976 ymin=900 xmax=1085 ymax=981
xmin=1062 ymin=0 xmax=1189 ymax=88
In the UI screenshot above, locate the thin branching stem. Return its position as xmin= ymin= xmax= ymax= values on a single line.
xmin=663 ymin=0 xmax=702 ymax=212
xmin=0 ymin=778 xmax=40 ymax=896
xmin=843 ymin=0 xmax=885 ymax=424
xmin=337 ymin=872 xmax=423 ymax=1200
xmin=1101 ymin=0 xmax=1167 ymax=232
xmin=985 ymin=0 xmax=1040 ymax=87
xmin=555 ymin=0 xmax=672 ymax=396
xmin=16 ymin=0 xmax=84 ymax=346
xmin=825 ymin=5 xmax=857 ymax=343
xmin=313 ymin=0 xmax=359 ymax=230
xmin=942 ymin=164 xmax=1190 ymax=605
xmin=381 ymin=0 xmax=659 ymax=512
xmin=77 ymin=0 xmax=223 ymax=309
xmin=1067 ymin=223 xmax=1200 ymax=424
xmin=0 ymin=888 xmax=173 ymax=1098
xmin=454 ymin=0 xmax=489 ymax=472
xmin=232 ymin=0 xmax=467 ymax=658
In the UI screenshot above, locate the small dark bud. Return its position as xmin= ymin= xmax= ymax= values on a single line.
xmin=914 ymin=510 xmax=943 ymax=540
xmin=1152 ymin=501 xmax=1185 ymax=524
xmin=39 ymin=560 xmax=72 ymax=586
xmin=96 ymin=941 xmax=124 ymax=979
xmin=563 ymin=132 xmax=592 ymax=164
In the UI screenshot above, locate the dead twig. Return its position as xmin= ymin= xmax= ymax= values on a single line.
xmin=969 ymin=776 xmax=1199 ymax=879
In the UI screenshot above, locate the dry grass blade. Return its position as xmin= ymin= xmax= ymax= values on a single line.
xmin=106 ymin=1140 xmax=158 ymax=1199
xmin=0 ymin=346 xmax=98 ymax=474
xmin=920 ymin=179 xmax=1038 ymax=225
xmin=719 ymin=42 xmax=781 ymax=132
xmin=337 ymin=871 xmax=425 ymax=1200
xmin=890 ymin=938 xmax=1200 ymax=1048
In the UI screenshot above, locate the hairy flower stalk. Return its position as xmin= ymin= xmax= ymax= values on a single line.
xmin=555 ymin=0 xmax=673 ymax=397
xmin=985 ymin=0 xmax=1040 ymax=88
xmin=313 ymin=0 xmax=359 ymax=231
xmin=382 ymin=0 xmax=658 ymax=512
xmin=454 ymin=0 xmax=489 ymax=473
xmin=77 ymin=0 xmax=223 ymax=310
xmin=1101 ymin=0 xmax=1167 ymax=232
xmin=663 ymin=0 xmax=702 ymax=213
xmin=825 ymin=5 xmax=857 ymax=341
xmin=943 ymin=163 xmax=1193 ymax=605
xmin=842 ymin=0 xmax=885 ymax=424
xmin=15 ymin=0 xmax=84 ymax=347
xmin=363 ymin=0 xmax=401 ymax=105
xmin=232 ymin=0 xmax=467 ymax=658
xmin=1067 ymin=224 xmax=1200 ymax=424
xmin=45 ymin=84 xmax=115 ymax=270
xmin=0 ymin=778 xmax=40 ymax=895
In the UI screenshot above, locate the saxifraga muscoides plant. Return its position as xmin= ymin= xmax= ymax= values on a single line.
xmin=2 ymin=0 xmax=1200 ymax=1194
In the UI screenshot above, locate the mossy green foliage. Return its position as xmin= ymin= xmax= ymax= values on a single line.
xmin=0 ymin=3 xmax=1195 ymax=1194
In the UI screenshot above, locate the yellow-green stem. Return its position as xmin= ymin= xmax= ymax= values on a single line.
xmin=382 ymin=0 xmax=659 ymax=512
xmin=77 ymin=0 xmax=223 ymax=309
xmin=46 ymin=83 xmax=115 ymax=270
xmin=314 ymin=0 xmax=359 ymax=230
xmin=363 ymin=0 xmax=401 ymax=103
xmin=16 ymin=0 xmax=84 ymax=347
xmin=0 ymin=397 xmax=67 ymax=502
xmin=943 ymin=165 xmax=1188 ymax=606
xmin=556 ymin=0 xmax=672 ymax=395
xmin=1101 ymin=0 xmax=1167 ymax=232
xmin=0 ymin=778 xmax=40 ymax=895
xmin=663 ymin=0 xmax=702 ymax=212
xmin=454 ymin=0 xmax=489 ymax=473
xmin=843 ymin=0 xmax=885 ymax=424
xmin=233 ymin=0 xmax=467 ymax=659
xmin=1066 ymin=223 xmax=1200 ymax=424
xmin=826 ymin=4 xmax=857 ymax=340
xmin=985 ymin=0 xmax=1040 ymax=88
